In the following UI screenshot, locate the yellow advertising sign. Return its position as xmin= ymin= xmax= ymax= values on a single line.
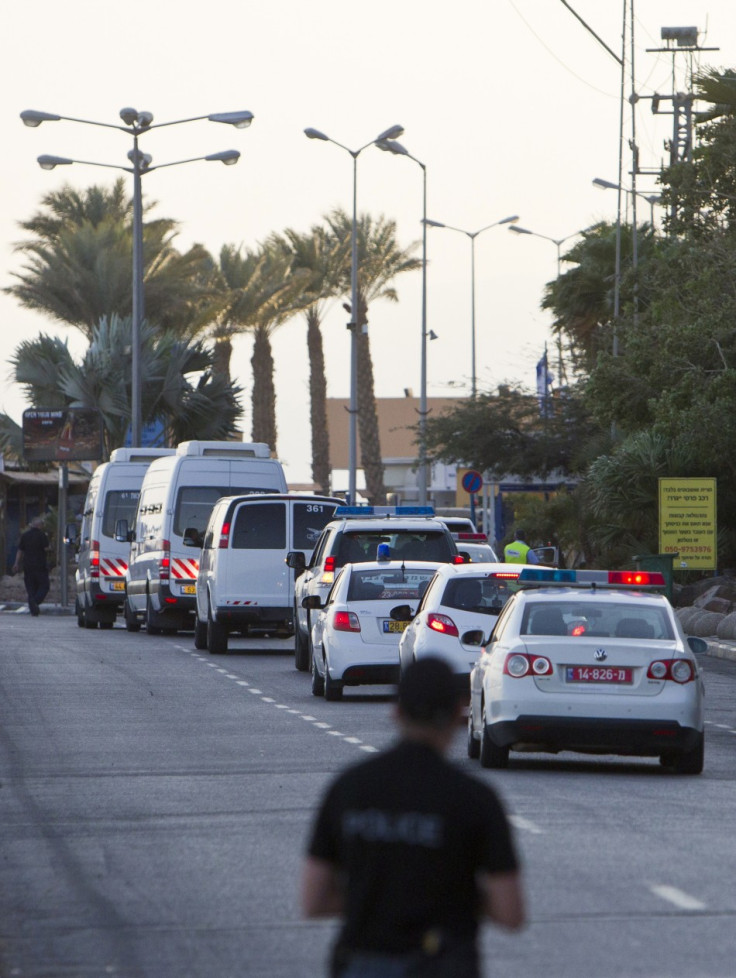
xmin=659 ymin=478 xmax=717 ymax=570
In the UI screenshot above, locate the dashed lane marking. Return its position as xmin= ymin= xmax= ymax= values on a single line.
xmin=184 ymin=647 xmax=379 ymax=753
xmin=649 ymin=884 xmax=706 ymax=911
xmin=510 ymin=815 xmax=544 ymax=835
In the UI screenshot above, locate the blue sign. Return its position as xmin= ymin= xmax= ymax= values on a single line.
xmin=461 ymin=470 xmax=483 ymax=494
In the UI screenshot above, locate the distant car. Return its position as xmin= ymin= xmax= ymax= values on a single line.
xmin=287 ymin=506 xmax=461 ymax=672
xmin=398 ymin=562 xmax=535 ymax=692
xmin=453 ymin=534 xmax=499 ymax=563
xmin=306 ymin=560 xmax=441 ymax=700
xmin=467 ymin=568 xmax=707 ymax=773
xmin=436 ymin=516 xmax=477 ymax=535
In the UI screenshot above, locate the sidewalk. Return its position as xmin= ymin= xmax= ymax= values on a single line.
xmin=705 ymin=638 xmax=736 ymax=663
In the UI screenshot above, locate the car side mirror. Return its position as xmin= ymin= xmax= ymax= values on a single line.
xmin=461 ymin=629 xmax=487 ymax=646
xmin=302 ymin=594 xmax=322 ymax=610
xmin=115 ymin=518 xmax=133 ymax=543
xmin=287 ymin=551 xmax=306 ymax=575
xmin=390 ymin=604 xmax=414 ymax=622
xmin=687 ymin=636 xmax=708 ymax=655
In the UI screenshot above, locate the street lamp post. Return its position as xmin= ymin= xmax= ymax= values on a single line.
xmin=592 ymin=176 xmax=661 ymax=227
xmin=374 ymin=137 xmax=430 ymax=506
xmin=304 ymin=124 xmax=404 ymax=504
xmin=508 ymin=223 xmax=589 ymax=390
xmin=22 ymin=107 xmax=253 ymax=447
xmin=424 ymin=215 xmax=519 ymax=397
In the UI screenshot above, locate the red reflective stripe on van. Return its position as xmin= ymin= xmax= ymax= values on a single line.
xmin=100 ymin=557 xmax=127 ymax=577
xmin=170 ymin=557 xmax=199 ymax=580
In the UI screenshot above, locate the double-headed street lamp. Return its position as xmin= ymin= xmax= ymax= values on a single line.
xmin=304 ymin=124 xmax=404 ymax=504
xmin=374 ymin=137 xmax=430 ymax=506
xmin=424 ymin=215 xmax=519 ymax=398
xmin=593 ymin=177 xmax=661 ymax=227
xmin=22 ymin=107 xmax=253 ymax=447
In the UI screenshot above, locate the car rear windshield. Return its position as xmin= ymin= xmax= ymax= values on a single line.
xmin=347 ymin=567 xmax=437 ymax=602
xmin=334 ymin=530 xmax=453 ymax=565
xmin=521 ymin=601 xmax=674 ymax=640
xmin=102 ymin=490 xmax=140 ymax=538
xmin=441 ymin=575 xmax=514 ymax=615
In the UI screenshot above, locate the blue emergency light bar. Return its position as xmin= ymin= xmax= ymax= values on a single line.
xmin=334 ymin=505 xmax=435 ymax=517
xmin=518 ymin=568 xmax=666 ymax=587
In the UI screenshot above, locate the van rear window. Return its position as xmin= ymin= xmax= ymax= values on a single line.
xmin=293 ymin=501 xmax=339 ymax=551
xmin=102 ymin=490 xmax=140 ymax=538
xmin=174 ymin=486 xmax=279 ymax=537
xmin=232 ymin=502 xmax=286 ymax=549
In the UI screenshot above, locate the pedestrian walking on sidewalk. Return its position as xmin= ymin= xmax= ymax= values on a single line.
xmin=12 ymin=516 xmax=50 ymax=616
xmin=301 ymin=656 xmax=525 ymax=977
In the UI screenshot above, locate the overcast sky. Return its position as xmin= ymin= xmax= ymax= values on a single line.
xmin=2 ymin=1 xmax=735 ymax=485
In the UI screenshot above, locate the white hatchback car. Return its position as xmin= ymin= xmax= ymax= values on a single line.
xmin=398 ymin=562 xmax=536 ymax=692
xmin=306 ymin=560 xmax=441 ymax=701
xmin=468 ymin=568 xmax=707 ymax=774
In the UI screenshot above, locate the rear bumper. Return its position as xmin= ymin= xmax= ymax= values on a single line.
xmin=488 ymin=715 xmax=702 ymax=756
xmin=341 ymin=663 xmax=401 ymax=687
xmin=214 ymin=605 xmax=292 ymax=629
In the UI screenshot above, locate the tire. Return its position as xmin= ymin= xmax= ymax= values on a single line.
xmin=99 ymin=620 xmax=114 ymax=630
xmin=76 ymin=598 xmax=85 ymax=628
xmin=124 ymin=599 xmax=141 ymax=633
xmin=145 ymin=594 xmax=162 ymax=636
xmin=294 ymin=607 xmax=310 ymax=671
xmin=207 ymin=605 xmax=228 ymax=655
xmin=311 ymin=651 xmax=325 ymax=697
xmin=84 ymin=614 xmax=98 ymax=629
xmin=324 ymin=666 xmax=343 ymax=702
xmin=672 ymin=732 xmax=705 ymax=775
xmin=194 ymin=616 xmax=208 ymax=650
xmin=467 ymin=712 xmax=480 ymax=759
xmin=480 ymin=708 xmax=509 ymax=769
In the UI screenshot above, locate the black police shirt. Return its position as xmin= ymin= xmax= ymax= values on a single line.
xmin=308 ymin=739 xmax=519 ymax=954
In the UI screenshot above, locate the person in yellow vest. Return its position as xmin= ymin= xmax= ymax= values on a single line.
xmin=504 ymin=529 xmax=539 ymax=565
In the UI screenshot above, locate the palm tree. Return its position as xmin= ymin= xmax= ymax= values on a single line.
xmin=324 ymin=209 xmax=421 ymax=504
xmin=208 ymin=242 xmax=310 ymax=452
xmin=277 ymin=225 xmax=347 ymax=494
xmin=5 ymin=179 xmax=215 ymax=339
xmin=9 ymin=315 xmax=242 ymax=456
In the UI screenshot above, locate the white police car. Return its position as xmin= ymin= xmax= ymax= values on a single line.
xmin=397 ymin=562 xmax=536 ymax=692
xmin=305 ymin=557 xmax=441 ymax=701
xmin=468 ymin=568 xmax=706 ymax=774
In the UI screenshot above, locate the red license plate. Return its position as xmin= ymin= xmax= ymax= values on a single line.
xmin=566 ymin=666 xmax=632 ymax=684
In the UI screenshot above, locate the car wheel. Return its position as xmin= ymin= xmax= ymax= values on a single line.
xmin=480 ymin=706 xmax=509 ymax=769
xmin=207 ymin=605 xmax=228 ymax=654
xmin=294 ymin=607 xmax=310 ymax=671
xmin=671 ymin=732 xmax=705 ymax=775
xmin=194 ymin=616 xmax=208 ymax=650
xmin=84 ymin=613 xmax=98 ymax=629
xmin=145 ymin=594 xmax=162 ymax=636
xmin=324 ymin=666 xmax=343 ymax=702
xmin=124 ymin=599 xmax=141 ymax=633
xmin=76 ymin=598 xmax=85 ymax=628
xmin=311 ymin=653 xmax=325 ymax=697
xmin=467 ymin=711 xmax=480 ymax=759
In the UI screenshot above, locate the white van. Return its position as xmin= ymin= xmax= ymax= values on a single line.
xmin=75 ymin=447 xmax=175 ymax=629
xmin=195 ymin=493 xmax=343 ymax=653
xmin=120 ymin=441 xmax=287 ymax=635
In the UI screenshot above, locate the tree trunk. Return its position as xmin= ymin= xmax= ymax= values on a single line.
xmin=211 ymin=334 xmax=232 ymax=384
xmin=356 ymin=295 xmax=386 ymax=505
xmin=251 ymin=327 xmax=277 ymax=453
xmin=307 ymin=309 xmax=331 ymax=494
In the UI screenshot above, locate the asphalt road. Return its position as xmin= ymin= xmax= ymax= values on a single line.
xmin=1 ymin=616 xmax=735 ymax=978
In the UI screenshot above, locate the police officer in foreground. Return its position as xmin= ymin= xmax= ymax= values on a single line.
xmin=503 ymin=528 xmax=539 ymax=565
xmin=301 ymin=657 xmax=525 ymax=977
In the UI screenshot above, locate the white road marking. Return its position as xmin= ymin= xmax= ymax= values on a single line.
xmin=649 ymin=884 xmax=706 ymax=911
xmin=261 ymin=697 xmax=275 ymax=703
xmin=344 ymin=737 xmax=362 ymax=744
xmin=236 ymin=681 xmax=250 ymax=687
xmin=248 ymin=688 xmax=262 ymax=694
xmin=313 ymin=722 xmax=331 ymax=729
xmin=360 ymin=745 xmax=380 ymax=753
xmin=510 ymin=815 xmax=544 ymax=835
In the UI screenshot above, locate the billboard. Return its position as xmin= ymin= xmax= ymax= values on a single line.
xmin=659 ymin=478 xmax=717 ymax=570
xmin=22 ymin=408 xmax=103 ymax=462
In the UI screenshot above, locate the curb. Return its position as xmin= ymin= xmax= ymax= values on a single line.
xmin=704 ymin=639 xmax=736 ymax=663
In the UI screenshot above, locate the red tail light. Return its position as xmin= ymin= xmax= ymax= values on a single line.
xmin=159 ymin=540 xmax=170 ymax=582
xmin=452 ymin=555 xmax=465 ymax=564
xmin=504 ymin=653 xmax=552 ymax=677
xmin=90 ymin=540 xmax=100 ymax=580
xmin=608 ymin=570 xmax=666 ymax=586
xmin=325 ymin=555 xmax=336 ymax=573
xmin=219 ymin=522 xmax=231 ymax=548
xmin=647 ymin=659 xmax=695 ymax=683
xmin=427 ymin=613 xmax=459 ymax=637
xmin=333 ymin=610 xmax=361 ymax=632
